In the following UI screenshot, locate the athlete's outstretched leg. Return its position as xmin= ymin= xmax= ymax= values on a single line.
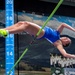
xmin=3 ymin=21 xmax=26 ymax=30
xmin=0 ymin=21 xmax=45 ymax=38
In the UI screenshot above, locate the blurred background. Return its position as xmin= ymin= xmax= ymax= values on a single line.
xmin=0 ymin=0 xmax=75 ymax=75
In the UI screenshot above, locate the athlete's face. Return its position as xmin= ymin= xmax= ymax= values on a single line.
xmin=60 ymin=37 xmax=71 ymax=47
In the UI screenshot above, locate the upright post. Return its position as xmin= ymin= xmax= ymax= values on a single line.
xmin=5 ymin=0 xmax=14 ymax=75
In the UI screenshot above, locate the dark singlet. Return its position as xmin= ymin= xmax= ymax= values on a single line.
xmin=40 ymin=26 xmax=60 ymax=43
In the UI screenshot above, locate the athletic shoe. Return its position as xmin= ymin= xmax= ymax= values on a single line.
xmin=0 ymin=29 xmax=8 ymax=38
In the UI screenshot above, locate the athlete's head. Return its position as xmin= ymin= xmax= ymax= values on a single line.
xmin=60 ymin=37 xmax=71 ymax=47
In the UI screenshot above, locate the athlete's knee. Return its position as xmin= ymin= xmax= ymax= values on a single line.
xmin=17 ymin=21 xmax=26 ymax=25
xmin=23 ymin=21 xmax=31 ymax=28
xmin=19 ymin=21 xmax=31 ymax=31
xmin=17 ymin=21 xmax=29 ymax=27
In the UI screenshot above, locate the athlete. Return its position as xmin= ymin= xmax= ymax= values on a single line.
xmin=0 ymin=21 xmax=75 ymax=58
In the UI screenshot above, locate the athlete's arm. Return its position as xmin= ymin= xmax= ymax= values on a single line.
xmin=57 ymin=23 xmax=75 ymax=34
xmin=54 ymin=40 xmax=75 ymax=58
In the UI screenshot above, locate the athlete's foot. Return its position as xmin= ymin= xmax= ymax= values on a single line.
xmin=0 ymin=29 xmax=8 ymax=38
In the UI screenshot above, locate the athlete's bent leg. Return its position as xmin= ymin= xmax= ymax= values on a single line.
xmin=0 ymin=21 xmax=45 ymax=38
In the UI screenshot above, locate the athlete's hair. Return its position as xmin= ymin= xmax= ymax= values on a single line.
xmin=60 ymin=36 xmax=71 ymax=47
xmin=63 ymin=42 xmax=71 ymax=47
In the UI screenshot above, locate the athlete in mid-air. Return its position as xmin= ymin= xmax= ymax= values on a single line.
xmin=0 ymin=21 xmax=75 ymax=58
